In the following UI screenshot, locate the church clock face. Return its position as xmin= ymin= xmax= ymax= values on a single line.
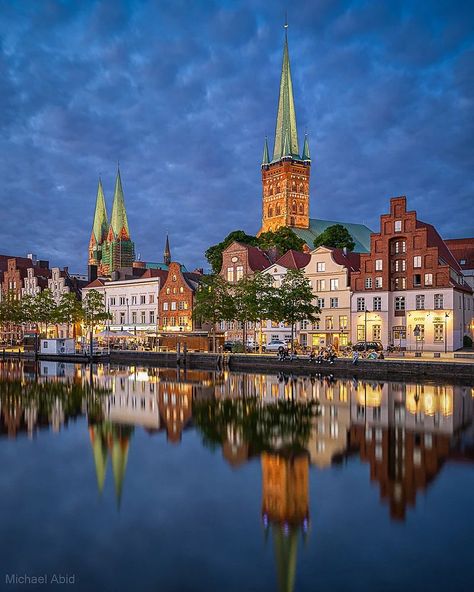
xmin=231 ymin=256 xmax=238 ymax=263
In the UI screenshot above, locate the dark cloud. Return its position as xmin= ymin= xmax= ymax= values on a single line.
xmin=0 ymin=0 xmax=472 ymax=272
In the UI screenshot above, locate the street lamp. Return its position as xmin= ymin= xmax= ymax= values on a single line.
xmin=364 ymin=309 xmax=371 ymax=352
xmin=444 ymin=313 xmax=449 ymax=354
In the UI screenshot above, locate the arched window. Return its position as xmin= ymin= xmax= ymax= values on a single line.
xmin=292 ymin=181 xmax=297 ymax=192
xmin=292 ymin=201 xmax=297 ymax=214
xmin=299 ymin=203 xmax=304 ymax=214
xmin=269 ymin=185 xmax=273 ymax=196
xmin=299 ymin=183 xmax=304 ymax=193
xmin=268 ymin=206 xmax=273 ymax=218
xmin=290 ymin=217 xmax=295 ymax=226
xmin=276 ymin=184 xmax=281 ymax=194
xmin=276 ymin=204 xmax=281 ymax=215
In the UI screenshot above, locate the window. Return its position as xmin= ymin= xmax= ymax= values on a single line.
xmin=425 ymin=273 xmax=433 ymax=286
xmin=415 ymin=295 xmax=425 ymax=310
xmin=394 ymin=241 xmax=406 ymax=254
xmin=119 ymin=296 xmax=126 ymax=305
xmin=140 ymin=295 xmax=146 ymax=304
xmin=357 ymin=325 xmax=365 ymax=341
xmin=375 ymin=277 xmax=382 ymax=289
xmin=171 ymin=302 xmax=177 ymax=311
xmin=149 ymin=311 xmax=155 ymax=324
xmin=317 ymin=298 xmax=325 ymax=309
xmin=120 ymin=312 xmax=126 ymax=324
xmin=434 ymin=323 xmax=444 ymax=342
xmin=179 ymin=286 xmax=184 ymax=294
xmin=460 ymin=258 xmax=466 ymax=265
xmin=163 ymin=302 xmax=169 ymax=311
xmin=339 ymin=315 xmax=348 ymax=330
xmin=395 ymin=296 xmax=405 ymax=311
xmin=365 ymin=277 xmax=372 ymax=289
xmin=316 ymin=262 xmax=325 ymax=272
xmin=330 ymin=297 xmax=339 ymax=308
xmin=178 ymin=301 xmax=185 ymax=310
xmin=413 ymin=274 xmax=421 ymax=287
xmin=330 ymin=279 xmax=339 ymax=291
xmin=131 ymin=295 xmax=137 ymax=305
xmin=415 ymin=324 xmax=425 ymax=341
xmin=357 ymin=297 xmax=366 ymax=311
xmin=372 ymin=325 xmax=381 ymax=340
xmin=149 ymin=294 xmax=154 ymax=304
xmin=395 ymin=259 xmax=406 ymax=272
xmin=132 ymin=312 xmax=137 ymax=324
xmin=141 ymin=311 xmax=146 ymax=324
xmin=236 ymin=266 xmax=244 ymax=281
xmin=414 ymin=256 xmax=421 ymax=268
xmin=166 ymin=287 xmax=170 ymax=294
xmin=394 ymin=220 xmax=402 ymax=232
xmin=301 ymin=319 xmax=310 ymax=330
xmin=227 ymin=267 xmax=234 ymax=283
xmin=434 ymin=294 xmax=443 ymax=309
xmin=326 ymin=316 xmax=334 ymax=330
xmin=316 ymin=279 xmax=326 ymax=291
xmin=375 ymin=259 xmax=382 ymax=271
xmin=373 ymin=297 xmax=382 ymax=311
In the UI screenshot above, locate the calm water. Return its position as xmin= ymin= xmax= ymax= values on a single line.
xmin=0 ymin=361 xmax=473 ymax=592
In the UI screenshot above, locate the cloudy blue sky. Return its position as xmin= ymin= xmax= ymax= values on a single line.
xmin=0 ymin=0 xmax=472 ymax=272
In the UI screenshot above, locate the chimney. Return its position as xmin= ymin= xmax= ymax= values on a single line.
xmin=88 ymin=264 xmax=97 ymax=283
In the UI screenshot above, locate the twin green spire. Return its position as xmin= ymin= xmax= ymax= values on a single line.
xmin=91 ymin=178 xmax=109 ymax=244
xmin=263 ymin=26 xmax=311 ymax=165
xmin=110 ymin=166 xmax=130 ymax=239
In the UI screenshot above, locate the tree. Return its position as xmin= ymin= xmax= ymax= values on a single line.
xmin=258 ymin=227 xmax=305 ymax=254
xmin=0 ymin=292 xmax=23 ymax=345
xmin=192 ymin=275 xmax=234 ymax=352
xmin=56 ymin=292 xmax=84 ymax=338
xmin=33 ymin=290 xmax=57 ymax=337
xmin=83 ymin=290 xmax=111 ymax=337
xmin=205 ymin=230 xmax=259 ymax=274
xmin=313 ymin=224 xmax=356 ymax=251
xmin=272 ymin=269 xmax=320 ymax=348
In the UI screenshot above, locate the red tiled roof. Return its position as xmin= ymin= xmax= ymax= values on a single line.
xmin=84 ymin=278 xmax=105 ymax=289
xmin=331 ymin=248 xmax=361 ymax=272
xmin=245 ymin=244 xmax=271 ymax=271
xmin=444 ymin=238 xmax=474 ymax=270
xmin=417 ymin=221 xmax=462 ymax=272
xmin=274 ymin=249 xmax=311 ymax=269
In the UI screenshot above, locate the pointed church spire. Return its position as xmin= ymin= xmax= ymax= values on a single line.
xmin=164 ymin=234 xmax=171 ymax=266
xmin=111 ymin=432 xmax=130 ymax=508
xmin=91 ymin=178 xmax=109 ymax=244
xmin=302 ymin=134 xmax=310 ymax=161
xmin=89 ymin=426 xmax=108 ymax=495
xmin=273 ymin=24 xmax=300 ymax=161
xmin=110 ymin=165 xmax=130 ymax=240
xmin=262 ymin=137 xmax=270 ymax=165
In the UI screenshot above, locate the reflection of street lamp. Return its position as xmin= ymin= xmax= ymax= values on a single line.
xmin=364 ymin=309 xmax=371 ymax=351
xmin=444 ymin=313 xmax=449 ymax=354
xmin=126 ymin=298 xmax=130 ymax=325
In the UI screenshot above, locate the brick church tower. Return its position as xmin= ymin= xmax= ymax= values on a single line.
xmin=260 ymin=25 xmax=311 ymax=235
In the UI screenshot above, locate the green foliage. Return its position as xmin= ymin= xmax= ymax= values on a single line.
xmin=205 ymin=227 xmax=305 ymax=274
xmin=33 ymin=289 xmax=57 ymax=329
xmin=205 ymin=230 xmax=258 ymax=274
xmin=56 ymin=292 xmax=84 ymax=326
xmin=258 ymin=226 xmax=305 ymax=253
xmin=83 ymin=289 xmax=111 ymax=331
xmin=313 ymin=224 xmax=356 ymax=251
xmin=0 ymin=292 xmax=23 ymax=326
xmin=192 ymin=275 xmax=234 ymax=326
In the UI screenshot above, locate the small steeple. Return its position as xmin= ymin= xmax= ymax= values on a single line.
xmin=110 ymin=165 xmax=130 ymax=240
xmin=273 ymin=23 xmax=300 ymax=161
xmin=302 ymin=134 xmax=311 ymax=162
xmin=164 ymin=234 xmax=171 ymax=266
xmin=91 ymin=178 xmax=109 ymax=244
xmin=262 ymin=137 xmax=270 ymax=166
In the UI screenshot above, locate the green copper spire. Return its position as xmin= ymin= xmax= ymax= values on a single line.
xmin=273 ymin=525 xmax=299 ymax=592
xmin=111 ymin=432 xmax=130 ymax=507
xmin=273 ymin=27 xmax=300 ymax=161
xmin=92 ymin=178 xmax=109 ymax=244
xmin=302 ymin=134 xmax=310 ymax=161
xmin=90 ymin=425 xmax=108 ymax=495
xmin=110 ymin=166 xmax=130 ymax=239
xmin=262 ymin=137 xmax=270 ymax=165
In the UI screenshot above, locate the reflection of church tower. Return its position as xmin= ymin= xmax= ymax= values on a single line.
xmin=260 ymin=24 xmax=311 ymax=234
xmin=261 ymin=452 xmax=309 ymax=592
xmin=88 ymin=423 xmax=132 ymax=506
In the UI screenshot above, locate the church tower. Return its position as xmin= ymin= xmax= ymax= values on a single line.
xmin=260 ymin=26 xmax=311 ymax=235
xmin=88 ymin=178 xmax=109 ymax=267
xmin=100 ymin=166 xmax=135 ymax=275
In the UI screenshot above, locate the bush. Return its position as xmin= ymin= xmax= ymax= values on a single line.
xmin=463 ymin=335 xmax=473 ymax=348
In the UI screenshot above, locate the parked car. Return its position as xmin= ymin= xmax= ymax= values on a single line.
xmin=353 ymin=341 xmax=383 ymax=352
xmin=265 ymin=340 xmax=288 ymax=353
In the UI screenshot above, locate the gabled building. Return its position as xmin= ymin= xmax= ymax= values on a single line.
xmin=444 ymin=238 xmax=474 ymax=290
xmin=350 ymin=196 xmax=473 ymax=352
xmin=260 ymin=26 xmax=373 ymax=253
